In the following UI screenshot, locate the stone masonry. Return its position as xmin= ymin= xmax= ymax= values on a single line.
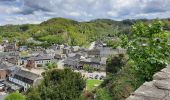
xmin=126 ymin=65 xmax=170 ymax=100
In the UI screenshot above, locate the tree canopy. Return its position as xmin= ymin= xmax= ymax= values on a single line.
xmin=26 ymin=68 xmax=86 ymax=100
xmin=106 ymin=54 xmax=128 ymax=74
xmin=127 ymin=20 xmax=170 ymax=80
xmin=5 ymin=92 xmax=25 ymax=100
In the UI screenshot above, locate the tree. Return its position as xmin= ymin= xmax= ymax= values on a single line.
xmin=126 ymin=20 xmax=170 ymax=81
xmin=26 ymin=68 xmax=86 ymax=100
xmin=96 ymin=88 xmax=112 ymax=100
xmin=5 ymin=91 xmax=25 ymax=100
xmin=20 ymin=25 xmax=29 ymax=31
xmin=106 ymin=54 xmax=127 ymax=74
xmin=26 ymin=88 xmax=41 ymax=100
xmin=105 ymin=38 xmax=121 ymax=49
xmin=47 ymin=62 xmax=57 ymax=70
xmin=0 ymin=36 xmax=3 ymax=43
xmin=83 ymin=64 xmax=94 ymax=72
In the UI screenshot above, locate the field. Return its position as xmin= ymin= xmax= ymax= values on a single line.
xmin=86 ymin=79 xmax=103 ymax=91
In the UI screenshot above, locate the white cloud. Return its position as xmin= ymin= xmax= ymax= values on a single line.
xmin=0 ymin=0 xmax=170 ymax=25
xmin=69 ymin=12 xmax=81 ymax=17
xmin=0 ymin=5 xmax=21 ymax=14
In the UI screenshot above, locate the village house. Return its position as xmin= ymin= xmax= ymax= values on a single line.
xmin=87 ymin=49 xmax=100 ymax=57
xmin=79 ymin=57 xmax=106 ymax=71
xmin=63 ymin=52 xmax=105 ymax=71
xmin=63 ymin=46 xmax=71 ymax=55
xmin=49 ymin=44 xmax=67 ymax=54
xmin=0 ymin=62 xmax=12 ymax=80
xmin=2 ymin=39 xmax=9 ymax=44
xmin=49 ymin=44 xmax=59 ymax=50
xmin=26 ymin=55 xmax=54 ymax=68
xmin=31 ymin=46 xmax=45 ymax=52
xmin=54 ymin=54 xmax=66 ymax=60
xmin=94 ymin=40 xmax=106 ymax=48
xmin=4 ymin=44 xmax=17 ymax=52
xmin=43 ymin=49 xmax=56 ymax=57
xmin=4 ymin=56 xmax=19 ymax=65
xmin=71 ymin=46 xmax=80 ymax=52
xmin=0 ymin=51 xmax=20 ymax=65
xmin=88 ymin=45 xmax=113 ymax=57
xmin=77 ymin=48 xmax=89 ymax=58
xmin=0 ymin=69 xmax=7 ymax=80
xmin=63 ymin=54 xmax=81 ymax=69
xmin=0 ymin=45 xmax=4 ymax=52
xmin=19 ymin=46 xmax=28 ymax=51
xmin=58 ymin=44 xmax=65 ymax=53
xmin=18 ymin=57 xmax=29 ymax=66
xmin=8 ymin=51 xmax=20 ymax=57
xmin=7 ymin=69 xmax=42 ymax=91
xmin=28 ymin=51 xmax=43 ymax=56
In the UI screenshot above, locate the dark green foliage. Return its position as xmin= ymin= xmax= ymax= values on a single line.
xmin=80 ymin=91 xmax=94 ymax=100
xmin=26 ymin=68 xmax=86 ymax=100
xmin=26 ymin=88 xmax=41 ymax=100
xmin=47 ymin=62 xmax=57 ymax=69
xmin=20 ymin=25 xmax=30 ymax=32
xmin=105 ymin=37 xmax=121 ymax=49
xmin=83 ymin=64 xmax=99 ymax=72
xmin=106 ymin=54 xmax=128 ymax=74
xmin=37 ymin=64 xmax=42 ymax=67
xmin=95 ymin=88 xmax=112 ymax=100
xmin=5 ymin=92 xmax=25 ymax=100
xmin=100 ymin=55 xmax=133 ymax=100
xmin=127 ymin=20 xmax=170 ymax=81
xmin=101 ymin=60 xmax=143 ymax=100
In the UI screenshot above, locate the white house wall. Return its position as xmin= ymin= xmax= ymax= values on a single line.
xmin=9 ymin=77 xmax=30 ymax=91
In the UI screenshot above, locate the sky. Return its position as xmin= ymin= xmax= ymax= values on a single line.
xmin=0 ymin=0 xmax=170 ymax=25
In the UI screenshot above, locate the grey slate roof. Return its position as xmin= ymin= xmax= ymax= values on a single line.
xmin=0 ymin=62 xmax=13 ymax=70
xmin=0 ymin=63 xmax=8 ymax=70
xmin=14 ymin=69 xmax=40 ymax=81
xmin=43 ymin=49 xmax=55 ymax=54
xmin=100 ymin=57 xmax=107 ymax=65
xmin=27 ymin=55 xmax=53 ymax=61
xmin=3 ymin=81 xmax=22 ymax=91
xmin=80 ymin=57 xmax=101 ymax=64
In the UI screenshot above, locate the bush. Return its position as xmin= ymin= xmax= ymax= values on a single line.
xmin=5 ymin=92 xmax=25 ymax=100
xmin=102 ymin=60 xmax=144 ymax=100
xmin=37 ymin=64 xmax=42 ymax=67
xmin=106 ymin=54 xmax=128 ymax=74
xmin=95 ymin=88 xmax=112 ymax=100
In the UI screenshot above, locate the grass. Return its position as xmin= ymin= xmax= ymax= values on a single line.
xmin=20 ymin=51 xmax=28 ymax=57
xmin=86 ymin=79 xmax=103 ymax=91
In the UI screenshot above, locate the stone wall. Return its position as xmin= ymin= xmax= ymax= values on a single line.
xmin=126 ymin=65 xmax=170 ymax=100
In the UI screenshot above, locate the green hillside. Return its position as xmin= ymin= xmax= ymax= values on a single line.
xmin=0 ymin=18 xmax=169 ymax=47
xmin=0 ymin=18 xmax=131 ymax=47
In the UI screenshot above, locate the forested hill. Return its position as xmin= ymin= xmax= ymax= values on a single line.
xmin=0 ymin=18 xmax=169 ymax=47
